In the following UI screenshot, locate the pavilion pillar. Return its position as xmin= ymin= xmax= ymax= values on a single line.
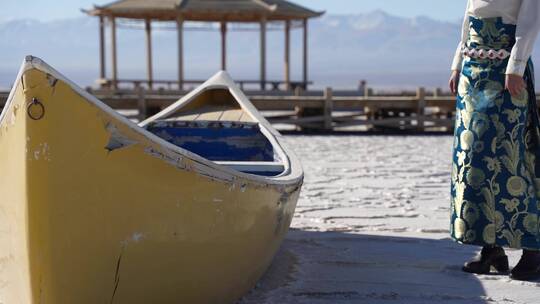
xmin=110 ymin=16 xmax=118 ymax=89
xmin=260 ymin=17 xmax=267 ymax=90
xmin=284 ymin=20 xmax=291 ymax=91
xmin=220 ymin=21 xmax=227 ymax=70
xmin=99 ymin=15 xmax=106 ymax=81
xmin=145 ymin=19 xmax=153 ymax=89
xmin=302 ymin=18 xmax=308 ymax=89
xmin=176 ymin=16 xmax=184 ymax=90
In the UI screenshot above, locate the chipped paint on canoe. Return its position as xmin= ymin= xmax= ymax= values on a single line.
xmin=104 ymin=123 xmax=138 ymax=152
xmin=0 ymin=56 xmax=303 ymax=304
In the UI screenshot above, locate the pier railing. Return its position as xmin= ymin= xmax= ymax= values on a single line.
xmin=0 ymin=87 xmax=523 ymax=133
xmin=98 ymin=78 xmax=313 ymax=91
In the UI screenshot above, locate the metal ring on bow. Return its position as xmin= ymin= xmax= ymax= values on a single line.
xmin=27 ymin=98 xmax=45 ymax=120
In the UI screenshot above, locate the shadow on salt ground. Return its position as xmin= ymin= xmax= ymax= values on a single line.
xmin=240 ymin=229 xmax=493 ymax=304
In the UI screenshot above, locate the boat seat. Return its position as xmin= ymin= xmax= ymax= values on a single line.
xmin=146 ymin=120 xmax=275 ymax=162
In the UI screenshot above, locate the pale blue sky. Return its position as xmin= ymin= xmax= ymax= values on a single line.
xmin=1 ymin=0 xmax=468 ymax=22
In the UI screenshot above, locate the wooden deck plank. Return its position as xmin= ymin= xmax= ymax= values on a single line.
xmin=220 ymin=109 xmax=246 ymax=121
xmin=168 ymin=113 xmax=200 ymax=121
xmin=238 ymin=112 xmax=252 ymax=122
xmin=196 ymin=109 xmax=228 ymax=121
xmin=165 ymin=106 xmax=254 ymax=122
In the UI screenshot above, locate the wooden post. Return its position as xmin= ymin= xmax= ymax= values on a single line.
xmin=364 ymin=86 xmax=373 ymax=97
xmin=145 ymin=19 xmax=153 ymax=90
xmin=260 ymin=17 xmax=267 ymax=90
xmin=220 ymin=21 xmax=227 ymax=70
xmin=364 ymin=87 xmax=374 ymax=120
xmin=302 ymin=18 xmax=308 ymax=89
xmin=324 ymin=87 xmax=333 ymax=131
xmin=99 ymin=16 xmax=106 ymax=81
xmin=284 ymin=20 xmax=291 ymax=91
xmin=294 ymin=86 xmax=303 ymax=97
xmin=110 ymin=16 xmax=118 ymax=89
xmin=176 ymin=16 xmax=184 ymax=90
xmin=137 ymin=86 xmax=147 ymax=121
xmin=417 ymin=87 xmax=426 ymax=132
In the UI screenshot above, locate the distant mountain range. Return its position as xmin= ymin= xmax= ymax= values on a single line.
xmin=1 ymin=11 xmax=539 ymax=90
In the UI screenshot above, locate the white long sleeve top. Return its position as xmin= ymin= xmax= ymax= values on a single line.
xmin=451 ymin=0 xmax=540 ymax=75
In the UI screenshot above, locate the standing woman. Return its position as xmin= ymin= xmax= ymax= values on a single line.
xmin=449 ymin=0 xmax=540 ymax=281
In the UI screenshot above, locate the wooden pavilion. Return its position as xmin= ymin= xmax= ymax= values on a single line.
xmin=84 ymin=0 xmax=324 ymax=90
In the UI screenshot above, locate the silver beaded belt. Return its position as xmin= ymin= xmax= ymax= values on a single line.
xmin=461 ymin=46 xmax=511 ymax=60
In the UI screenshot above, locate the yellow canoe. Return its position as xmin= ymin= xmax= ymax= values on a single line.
xmin=0 ymin=56 xmax=303 ymax=304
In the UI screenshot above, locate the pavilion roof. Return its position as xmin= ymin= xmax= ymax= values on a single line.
xmin=85 ymin=0 xmax=324 ymax=22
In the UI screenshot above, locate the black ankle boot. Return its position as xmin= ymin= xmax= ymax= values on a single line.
xmin=510 ymin=250 xmax=540 ymax=281
xmin=462 ymin=246 xmax=509 ymax=274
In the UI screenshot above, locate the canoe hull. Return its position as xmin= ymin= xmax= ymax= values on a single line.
xmin=0 ymin=60 xmax=301 ymax=303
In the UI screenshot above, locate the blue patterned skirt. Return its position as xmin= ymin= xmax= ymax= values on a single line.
xmin=451 ymin=16 xmax=540 ymax=250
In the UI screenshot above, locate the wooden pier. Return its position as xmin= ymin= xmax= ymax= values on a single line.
xmin=7 ymin=86 xmax=539 ymax=133
xmin=1 ymin=87 xmax=464 ymax=133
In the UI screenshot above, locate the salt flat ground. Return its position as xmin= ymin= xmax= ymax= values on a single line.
xmin=240 ymin=136 xmax=540 ymax=304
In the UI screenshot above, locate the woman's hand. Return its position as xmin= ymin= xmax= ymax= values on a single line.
xmin=449 ymin=70 xmax=460 ymax=96
xmin=505 ymin=74 xmax=526 ymax=97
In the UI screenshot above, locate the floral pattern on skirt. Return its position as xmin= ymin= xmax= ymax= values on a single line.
xmin=451 ymin=16 xmax=540 ymax=250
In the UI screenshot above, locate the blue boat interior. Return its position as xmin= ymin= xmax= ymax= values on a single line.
xmin=145 ymin=89 xmax=284 ymax=176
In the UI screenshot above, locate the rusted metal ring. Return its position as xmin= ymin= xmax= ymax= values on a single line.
xmin=27 ymin=98 xmax=45 ymax=121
